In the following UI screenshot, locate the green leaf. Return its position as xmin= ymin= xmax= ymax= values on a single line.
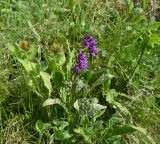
xmin=73 ymin=98 xmax=99 ymax=112
xmin=73 ymin=99 xmax=80 ymax=111
xmin=17 ymin=58 xmax=37 ymax=73
xmin=8 ymin=43 xmax=16 ymax=53
xmin=8 ymin=43 xmax=21 ymax=57
xmin=45 ymin=53 xmax=64 ymax=75
xmin=93 ymin=110 xmax=106 ymax=121
xmin=27 ymin=45 xmax=37 ymax=60
xmin=59 ymin=87 xmax=68 ymax=103
xmin=74 ymin=98 xmax=106 ymax=117
xmin=54 ymin=130 xmax=71 ymax=140
xmin=148 ymin=33 xmax=160 ymax=47
xmin=104 ymin=125 xmax=144 ymax=139
xmin=54 ymin=72 xmax=64 ymax=87
xmin=40 ymin=71 xmax=52 ymax=96
xmin=90 ymin=74 xmax=114 ymax=93
xmin=74 ymin=127 xmax=92 ymax=143
xmin=103 ymin=125 xmax=155 ymax=143
xmin=35 ymin=120 xmax=51 ymax=133
xmin=43 ymin=98 xmax=68 ymax=113
xmin=43 ymin=123 xmax=52 ymax=130
xmin=149 ymin=22 xmax=160 ymax=30
xmin=53 ymin=120 xmax=69 ymax=130
xmin=67 ymin=0 xmax=75 ymax=9
xmin=92 ymin=104 xmax=107 ymax=111
xmin=35 ymin=120 xmax=44 ymax=133
xmin=66 ymin=49 xmax=75 ymax=74
xmin=56 ymin=51 xmax=66 ymax=66
xmin=43 ymin=98 xmax=61 ymax=107
xmin=106 ymin=89 xmax=118 ymax=104
xmin=103 ymin=79 xmax=111 ymax=95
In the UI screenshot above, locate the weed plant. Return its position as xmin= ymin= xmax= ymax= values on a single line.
xmin=0 ymin=0 xmax=160 ymax=143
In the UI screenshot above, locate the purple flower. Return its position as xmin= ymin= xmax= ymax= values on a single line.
xmin=81 ymin=34 xmax=98 ymax=56
xmin=74 ymin=51 xmax=88 ymax=74
xmin=89 ymin=45 xmax=98 ymax=56
xmin=82 ymin=34 xmax=96 ymax=48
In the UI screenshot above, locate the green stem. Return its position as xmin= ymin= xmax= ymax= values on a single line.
xmin=129 ymin=35 xmax=148 ymax=82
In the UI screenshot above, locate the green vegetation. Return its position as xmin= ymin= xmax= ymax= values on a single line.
xmin=0 ymin=0 xmax=160 ymax=143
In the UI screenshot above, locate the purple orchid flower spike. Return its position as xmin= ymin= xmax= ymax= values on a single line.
xmin=74 ymin=51 xmax=88 ymax=74
xmin=81 ymin=34 xmax=98 ymax=56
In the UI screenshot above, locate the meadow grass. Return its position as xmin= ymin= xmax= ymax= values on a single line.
xmin=0 ymin=0 xmax=160 ymax=143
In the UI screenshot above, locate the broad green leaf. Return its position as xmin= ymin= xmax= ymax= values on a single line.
xmin=106 ymin=89 xmax=118 ymax=104
xmin=54 ymin=130 xmax=71 ymax=140
xmin=1 ymin=8 xmax=12 ymax=13
xmin=53 ymin=120 xmax=69 ymax=130
xmin=92 ymin=104 xmax=107 ymax=111
xmin=56 ymin=51 xmax=66 ymax=66
xmin=107 ymin=54 xmax=115 ymax=67
xmin=8 ymin=43 xmax=21 ymax=57
xmin=43 ymin=98 xmax=61 ymax=107
xmin=148 ymin=33 xmax=160 ymax=47
xmin=67 ymin=0 xmax=76 ymax=9
xmin=54 ymin=72 xmax=64 ymax=87
xmin=45 ymin=54 xmax=64 ymax=74
xmin=149 ymin=22 xmax=160 ymax=30
xmin=66 ymin=49 xmax=75 ymax=74
xmin=27 ymin=45 xmax=37 ymax=60
xmin=8 ymin=43 xmax=16 ymax=53
xmin=103 ymin=79 xmax=111 ymax=95
xmin=17 ymin=58 xmax=37 ymax=73
xmin=90 ymin=74 xmax=114 ymax=93
xmin=93 ymin=110 xmax=106 ymax=121
xmin=43 ymin=98 xmax=68 ymax=113
xmin=74 ymin=98 xmax=106 ymax=117
xmin=35 ymin=120 xmax=51 ymax=133
xmin=40 ymin=71 xmax=52 ymax=96
xmin=74 ymin=127 xmax=92 ymax=143
xmin=60 ymin=87 xmax=68 ymax=103
xmin=43 ymin=123 xmax=52 ymax=130
xmin=92 ymin=120 xmax=104 ymax=130
xmin=104 ymin=125 xmax=155 ymax=143
xmin=74 ymin=98 xmax=98 ymax=112
xmin=55 ymin=64 xmax=64 ymax=74
xmin=35 ymin=120 xmax=43 ymax=133
xmin=73 ymin=99 xmax=79 ymax=111
xmin=104 ymin=125 xmax=144 ymax=139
